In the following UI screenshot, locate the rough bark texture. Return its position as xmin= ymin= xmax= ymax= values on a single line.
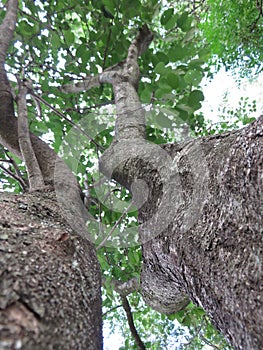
xmin=83 ymin=23 xmax=263 ymax=349
xmin=140 ymin=116 xmax=263 ymax=350
xmin=0 ymin=3 xmax=104 ymax=349
xmin=0 ymin=191 xmax=102 ymax=350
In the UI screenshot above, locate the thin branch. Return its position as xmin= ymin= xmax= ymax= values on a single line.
xmin=61 ymin=26 xmax=153 ymax=94
xmin=5 ymin=151 xmax=22 ymax=176
xmin=30 ymin=92 xmax=105 ymax=151
xmin=181 ymin=316 xmax=204 ymax=349
xmin=96 ymin=201 xmax=134 ymax=250
xmin=61 ymin=74 xmax=101 ymax=93
xmin=0 ymin=163 xmax=28 ymax=191
xmin=111 ymin=277 xmax=140 ymax=297
xmin=181 ymin=314 xmax=222 ymax=349
xmin=248 ymin=0 xmax=263 ymax=32
xmin=17 ymin=79 xmax=45 ymax=191
xmin=4 ymin=150 xmax=29 ymax=189
xmin=102 ymin=26 xmax=112 ymax=70
xmin=121 ymin=296 xmax=146 ymax=350
xmin=102 ymin=304 xmax=122 ymax=317
xmin=199 ymin=335 xmax=221 ymax=349
xmin=31 ymin=93 xmax=42 ymax=118
xmin=127 ymin=24 xmax=154 ymax=58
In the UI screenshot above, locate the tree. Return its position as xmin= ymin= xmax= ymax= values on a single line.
xmin=193 ymin=0 xmax=263 ymax=76
xmin=174 ymin=0 xmax=263 ymax=76
xmin=0 ymin=1 xmax=262 ymax=349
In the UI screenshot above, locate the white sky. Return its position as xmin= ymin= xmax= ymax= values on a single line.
xmin=201 ymin=69 xmax=263 ymax=121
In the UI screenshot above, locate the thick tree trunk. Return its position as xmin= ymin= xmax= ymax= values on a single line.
xmin=87 ymin=24 xmax=263 ymax=349
xmin=0 ymin=191 xmax=102 ymax=350
xmin=140 ymin=116 xmax=263 ymax=350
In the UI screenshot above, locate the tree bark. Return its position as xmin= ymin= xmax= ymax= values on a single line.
xmin=0 ymin=191 xmax=102 ymax=350
xmin=139 ymin=116 xmax=263 ymax=350
xmin=65 ymin=23 xmax=263 ymax=349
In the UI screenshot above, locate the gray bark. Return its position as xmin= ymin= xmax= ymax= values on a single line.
xmin=66 ymin=22 xmax=263 ymax=349
xmin=138 ymin=117 xmax=263 ymax=350
xmin=0 ymin=3 xmax=103 ymax=349
xmin=101 ymin=115 xmax=263 ymax=349
xmin=0 ymin=191 xmax=102 ymax=350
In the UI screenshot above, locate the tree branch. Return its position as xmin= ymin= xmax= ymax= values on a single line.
xmin=96 ymin=201 xmax=134 ymax=250
xmin=5 ymin=150 xmax=27 ymax=182
xmin=102 ymin=26 xmax=112 ymax=70
xmin=110 ymin=277 xmax=140 ymax=296
xmin=102 ymin=304 xmax=122 ymax=317
xmin=0 ymin=0 xmax=18 ymax=63
xmin=30 ymin=92 xmax=105 ymax=150
xmin=121 ymin=296 xmax=146 ymax=350
xmin=61 ymin=74 xmax=101 ymax=93
xmin=60 ymin=25 xmax=153 ymax=94
xmin=17 ymin=79 xmax=45 ymax=191
xmin=0 ymin=0 xmax=59 ymax=186
xmin=249 ymin=0 xmax=263 ymax=33
xmin=0 ymin=163 xmax=28 ymax=191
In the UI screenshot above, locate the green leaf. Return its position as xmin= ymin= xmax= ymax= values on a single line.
xmin=155 ymin=88 xmax=171 ymax=99
xmin=184 ymin=28 xmax=196 ymax=42
xmin=154 ymin=62 xmax=168 ymax=75
xmin=19 ymin=20 xmax=33 ymax=36
xmin=161 ymin=8 xmax=174 ymax=25
xmin=188 ymin=90 xmax=204 ymax=104
xmin=140 ymin=87 xmax=152 ymax=103
xmin=176 ymin=104 xmax=193 ymax=113
xmin=188 ymin=59 xmax=205 ymax=69
xmin=102 ymin=0 xmax=116 ymax=14
xmin=51 ymin=33 xmax=61 ymax=50
xmin=157 ymin=112 xmax=173 ymax=128
xmin=152 ymin=52 xmax=169 ymax=65
xmin=177 ymin=12 xmax=192 ymax=32
xmin=164 ymin=15 xmax=177 ymax=31
xmin=166 ymin=72 xmax=180 ymax=89
xmin=167 ymin=314 xmax=177 ymax=321
xmin=158 ymin=77 xmax=171 ymax=90
xmin=184 ymin=69 xmax=203 ymax=85
xmin=168 ymin=44 xmax=187 ymax=61
xmin=64 ymin=30 xmax=75 ymax=45
xmin=122 ymin=0 xmax=141 ymax=18
xmin=76 ymin=43 xmax=89 ymax=64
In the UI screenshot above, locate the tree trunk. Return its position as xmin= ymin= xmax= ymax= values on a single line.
xmin=140 ymin=116 xmax=263 ymax=350
xmin=0 ymin=191 xmax=102 ymax=350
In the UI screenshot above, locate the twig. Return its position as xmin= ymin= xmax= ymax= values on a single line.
xmin=0 ymin=163 xmax=28 ymax=191
xmin=102 ymin=304 xmax=122 ymax=317
xmin=60 ymin=25 xmax=153 ymax=95
xmin=96 ymin=201 xmax=134 ymax=250
xmin=102 ymin=26 xmax=112 ymax=70
xmin=181 ymin=314 xmax=205 ymax=348
xmin=199 ymin=335 xmax=221 ymax=349
xmin=121 ymin=296 xmax=146 ymax=350
xmin=4 ymin=150 xmax=28 ymax=188
xmin=30 ymin=92 xmax=105 ymax=150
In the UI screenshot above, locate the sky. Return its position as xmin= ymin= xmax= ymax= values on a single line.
xmin=201 ymin=69 xmax=263 ymax=121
